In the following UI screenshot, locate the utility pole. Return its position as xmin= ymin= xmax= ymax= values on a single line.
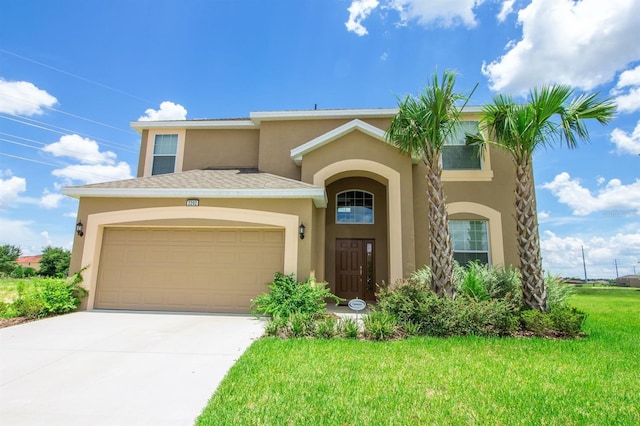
xmin=614 ymin=259 xmax=619 ymax=278
xmin=581 ymin=245 xmax=588 ymax=284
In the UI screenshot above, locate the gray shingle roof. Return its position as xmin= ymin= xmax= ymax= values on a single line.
xmin=62 ymin=169 xmax=327 ymax=207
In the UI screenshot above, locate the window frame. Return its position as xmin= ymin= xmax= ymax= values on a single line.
xmin=448 ymin=219 xmax=490 ymax=265
xmin=442 ymin=121 xmax=482 ymax=171
xmin=151 ymin=134 xmax=178 ymax=176
xmin=335 ymin=190 xmax=375 ymax=225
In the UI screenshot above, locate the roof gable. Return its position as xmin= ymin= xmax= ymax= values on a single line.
xmin=290 ymin=119 xmax=417 ymax=165
xmin=290 ymin=119 xmax=385 ymax=165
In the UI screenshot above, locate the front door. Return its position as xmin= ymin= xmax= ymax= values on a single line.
xmin=335 ymin=239 xmax=375 ymax=301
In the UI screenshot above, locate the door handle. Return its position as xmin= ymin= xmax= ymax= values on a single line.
xmin=359 ymin=265 xmax=363 ymax=276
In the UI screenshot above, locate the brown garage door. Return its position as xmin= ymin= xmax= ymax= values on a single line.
xmin=95 ymin=227 xmax=284 ymax=313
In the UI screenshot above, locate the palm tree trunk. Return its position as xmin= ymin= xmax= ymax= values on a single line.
xmin=515 ymin=160 xmax=547 ymax=311
xmin=425 ymin=160 xmax=455 ymax=297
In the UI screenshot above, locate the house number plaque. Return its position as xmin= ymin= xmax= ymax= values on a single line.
xmin=186 ymin=199 xmax=199 ymax=207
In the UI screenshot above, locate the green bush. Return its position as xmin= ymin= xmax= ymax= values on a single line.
xmin=0 ymin=271 xmax=88 ymax=319
xmin=362 ymin=310 xmax=399 ymax=341
xmin=313 ymin=316 xmax=337 ymax=339
xmin=264 ymin=316 xmax=287 ymax=337
xmin=521 ymin=309 xmax=553 ymax=336
xmin=453 ymin=262 xmax=522 ymax=304
xmin=401 ymin=321 xmax=421 ymax=337
xmin=549 ymin=305 xmax=586 ymax=336
xmin=288 ymin=312 xmax=314 ymax=337
xmin=377 ymin=278 xmax=519 ymax=337
xmin=336 ymin=318 xmax=359 ymax=339
xmin=251 ymin=272 xmax=342 ymax=319
xmin=545 ymin=275 xmax=573 ymax=309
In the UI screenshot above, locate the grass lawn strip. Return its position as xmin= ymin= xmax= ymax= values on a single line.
xmin=197 ymin=288 xmax=640 ymax=425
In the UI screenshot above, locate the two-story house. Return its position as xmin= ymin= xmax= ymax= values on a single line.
xmin=64 ymin=108 xmax=520 ymax=313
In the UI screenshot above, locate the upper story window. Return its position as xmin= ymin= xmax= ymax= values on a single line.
xmin=336 ymin=190 xmax=374 ymax=224
xmin=448 ymin=220 xmax=489 ymax=265
xmin=442 ymin=121 xmax=481 ymax=170
xmin=152 ymin=134 xmax=178 ymax=175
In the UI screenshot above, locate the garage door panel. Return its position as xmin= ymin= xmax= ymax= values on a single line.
xmin=95 ymin=227 xmax=284 ymax=313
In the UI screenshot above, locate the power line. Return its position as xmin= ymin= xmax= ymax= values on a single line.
xmin=0 ymin=151 xmax=131 ymax=182
xmin=0 ymin=136 xmax=121 ymax=166
xmin=0 ymin=116 xmax=138 ymax=153
xmin=0 ymin=91 xmax=138 ymax=136
xmin=0 ymin=47 xmax=157 ymax=105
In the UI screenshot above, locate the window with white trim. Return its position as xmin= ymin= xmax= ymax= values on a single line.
xmin=151 ymin=134 xmax=178 ymax=175
xmin=442 ymin=121 xmax=481 ymax=170
xmin=448 ymin=220 xmax=489 ymax=265
xmin=336 ymin=190 xmax=374 ymax=224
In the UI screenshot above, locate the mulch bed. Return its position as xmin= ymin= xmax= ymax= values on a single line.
xmin=0 ymin=317 xmax=36 ymax=329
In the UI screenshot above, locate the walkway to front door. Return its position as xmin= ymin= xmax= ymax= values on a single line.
xmin=335 ymin=239 xmax=375 ymax=301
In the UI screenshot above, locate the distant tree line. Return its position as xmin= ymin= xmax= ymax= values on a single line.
xmin=0 ymin=244 xmax=71 ymax=278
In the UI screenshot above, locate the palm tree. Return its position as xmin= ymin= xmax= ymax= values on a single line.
xmin=386 ymin=70 xmax=472 ymax=297
xmin=476 ymin=85 xmax=615 ymax=311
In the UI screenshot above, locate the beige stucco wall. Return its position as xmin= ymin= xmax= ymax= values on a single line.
xmin=182 ymin=128 xmax=259 ymax=171
xmin=412 ymin=145 xmax=519 ymax=268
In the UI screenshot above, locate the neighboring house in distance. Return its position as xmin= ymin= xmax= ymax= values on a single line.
xmin=63 ymin=108 xmax=521 ymax=313
xmin=616 ymin=275 xmax=640 ymax=288
xmin=16 ymin=255 xmax=42 ymax=271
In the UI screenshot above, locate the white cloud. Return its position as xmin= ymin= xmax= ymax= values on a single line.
xmin=345 ymin=0 xmax=485 ymax=35
xmin=138 ymin=101 xmax=187 ymax=121
xmin=541 ymin=172 xmax=640 ymax=215
xmin=541 ymin=230 xmax=640 ymax=278
xmin=390 ymin=0 xmax=484 ymax=28
xmin=497 ymin=0 xmax=515 ymax=22
xmin=611 ymin=65 xmax=640 ymax=114
xmin=346 ymin=0 xmax=379 ymax=36
xmin=0 ymin=79 xmax=58 ymax=116
xmin=610 ymin=121 xmax=640 ymax=156
xmin=52 ymin=162 xmax=133 ymax=184
xmin=40 ymin=231 xmax=53 ymax=246
xmin=0 ymin=174 xmax=27 ymax=208
xmin=537 ymin=210 xmax=550 ymax=221
xmin=482 ymin=0 xmax=640 ymax=94
xmin=42 ymin=134 xmax=117 ymax=165
xmin=40 ymin=191 xmax=64 ymax=209
xmin=64 ymin=212 xmax=78 ymax=218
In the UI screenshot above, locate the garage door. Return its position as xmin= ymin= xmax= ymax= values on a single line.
xmin=95 ymin=227 xmax=284 ymax=313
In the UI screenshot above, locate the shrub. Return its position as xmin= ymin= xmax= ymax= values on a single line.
xmin=313 ymin=316 xmax=337 ymax=339
xmin=545 ymin=275 xmax=573 ymax=309
xmin=251 ymin=273 xmax=342 ymax=319
xmin=549 ymin=305 xmax=586 ymax=336
xmin=362 ymin=310 xmax=399 ymax=340
xmin=377 ymin=277 xmax=519 ymax=337
xmin=401 ymin=321 xmax=421 ymax=337
xmin=0 ymin=271 xmax=88 ymax=319
xmin=336 ymin=318 xmax=359 ymax=339
xmin=264 ymin=316 xmax=287 ymax=337
xmin=288 ymin=312 xmax=314 ymax=338
xmin=521 ymin=309 xmax=553 ymax=336
xmin=453 ymin=262 xmax=522 ymax=304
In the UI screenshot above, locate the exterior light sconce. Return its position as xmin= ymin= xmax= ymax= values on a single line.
xmin=76 ymin=221 xmax=84 ymax=237
xmin=299 ymin=223 xmax=306 ymax=240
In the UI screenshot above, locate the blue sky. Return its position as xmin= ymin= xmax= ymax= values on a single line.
xmin=1 ymin=0 xmax=639 ymax=278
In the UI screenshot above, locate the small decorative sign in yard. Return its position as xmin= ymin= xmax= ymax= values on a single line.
xmin=348 ymin=298 xmax=367 ymax=312
xmin=186 ymin=199 xmax=199 ymax=207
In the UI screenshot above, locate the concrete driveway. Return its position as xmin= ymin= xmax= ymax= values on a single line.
xmin=0 ymin=311 xmax=265 ymax=426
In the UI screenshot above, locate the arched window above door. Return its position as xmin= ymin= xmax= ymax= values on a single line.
xmin=336 ymin=190 xmax=374 ymax=224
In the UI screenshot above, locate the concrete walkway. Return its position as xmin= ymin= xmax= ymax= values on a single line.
xmin=0 ymin=311 xmax=265 ymax=426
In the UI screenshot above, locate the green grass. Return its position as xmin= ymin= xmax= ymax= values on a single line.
xmin=0 ymin=277 xmax=36 ymax=302
xmin=197 ymin=288 xmax=640 ymax=425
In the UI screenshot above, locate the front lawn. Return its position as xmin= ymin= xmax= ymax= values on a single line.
xmin=197 ymin=288 xmax=640 ymax=425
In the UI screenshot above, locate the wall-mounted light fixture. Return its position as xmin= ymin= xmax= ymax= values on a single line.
xmin=299 ymin=223 xmax=306 ymax=240
xmin=76 ymin=221 xmax=84 ymax=237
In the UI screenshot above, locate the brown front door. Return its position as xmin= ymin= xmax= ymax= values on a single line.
xmin=335 ymin=239 xmax=375 ymax=301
